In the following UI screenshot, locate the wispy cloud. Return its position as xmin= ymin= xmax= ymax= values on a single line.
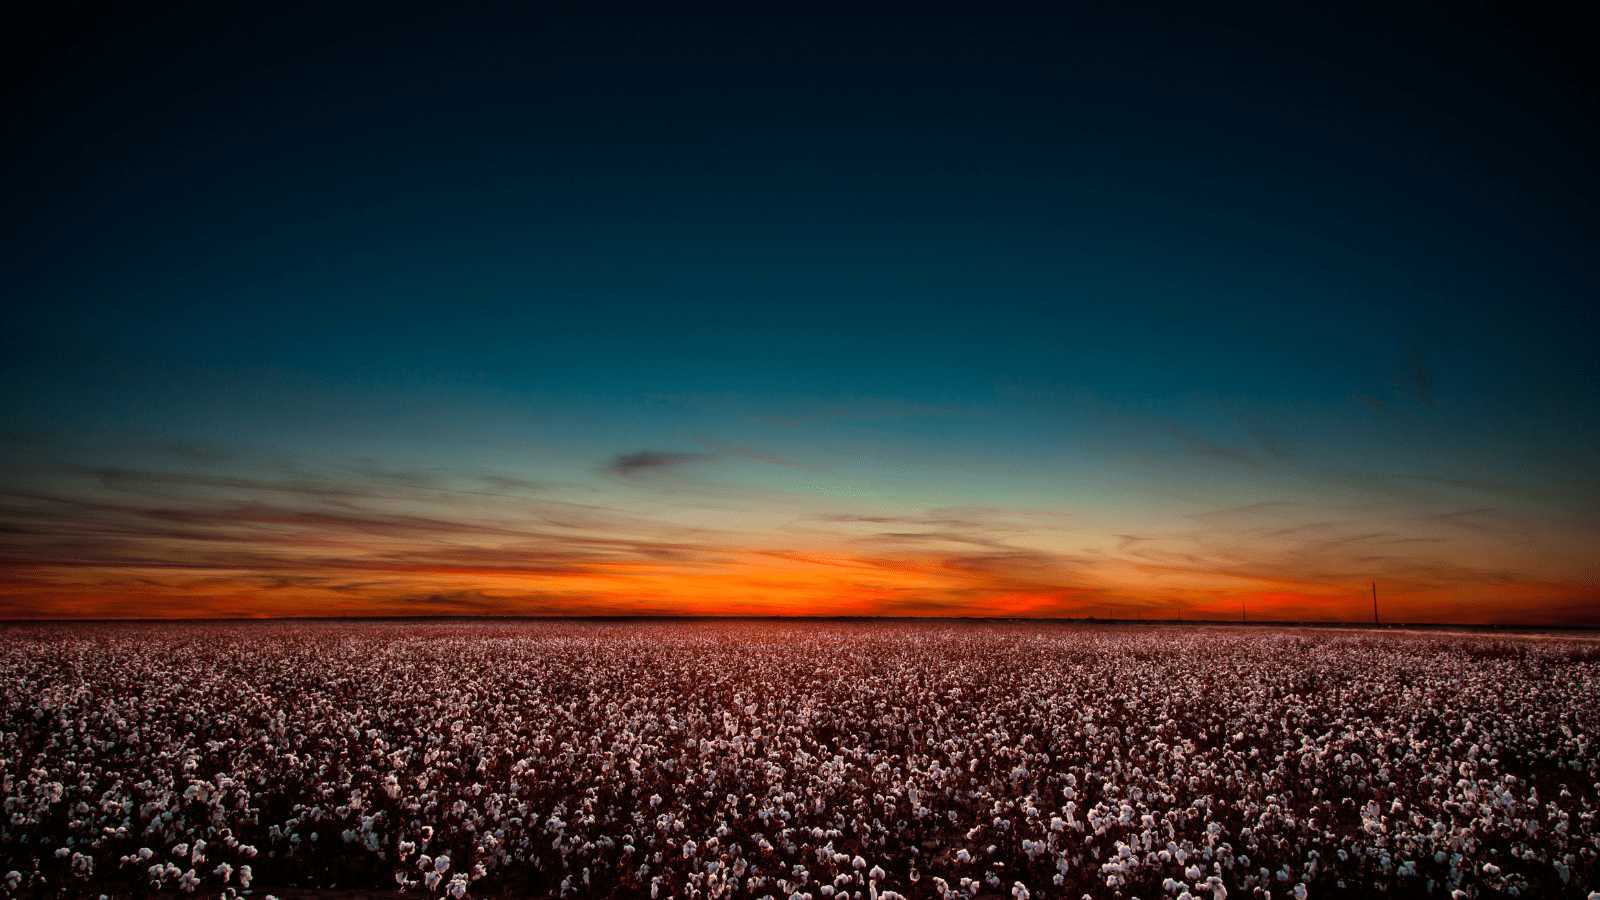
xmin=653 ymin=391 xmax=968 ymax=428
xmin=82 ymin=467 xmax=370 ymax=499
xmin=604 ymin=451 xmax=718 ymax=478
xmin=691 ymin=436 xmax=828 ymax=473
xmin=1403 ymin=343 xmax=1434 ymax=405
xmin=1155 ymin=421 xmax=1264 ymax=469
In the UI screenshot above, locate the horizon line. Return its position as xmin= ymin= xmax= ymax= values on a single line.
xmin=4 ymin=615 xmax=1597 ymax=631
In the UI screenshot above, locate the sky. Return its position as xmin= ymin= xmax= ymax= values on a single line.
xmin=2 ymin=1 xmax=1598 ymax=623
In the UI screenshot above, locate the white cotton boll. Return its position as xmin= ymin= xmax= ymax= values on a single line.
xmin=1186 ymin=865 xmax=1202 ymax=881
xmin=956 ymin=849 xmax=971 ymax=863
xmin=1011 ymin=882 xmax=1029 ymax=900
xmin=419 ymin=855 xmax=433 ymax=872
xmin=436 ymin=855 xmax=451 ymax=874
xmin=870 ymin=866 xmax=885 ymax=881
xmin=138 ymin=848 xmax=154 ymax=861
xmin=853 ymin=856 xmax=867 ymax=870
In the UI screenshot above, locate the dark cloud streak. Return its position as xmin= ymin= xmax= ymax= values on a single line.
xmin=605 ymin=451 xmax=718 ymax=478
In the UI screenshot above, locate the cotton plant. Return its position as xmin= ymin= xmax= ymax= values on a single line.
xmin=2 ymin=621 xmax=1598 ymax=898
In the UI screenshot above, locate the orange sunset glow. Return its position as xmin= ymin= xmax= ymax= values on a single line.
xmin=3 ymin=468 xmax=1594 ymax=623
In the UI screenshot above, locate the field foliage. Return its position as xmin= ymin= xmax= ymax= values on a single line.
xmin=2 ymin=621 xmax=1597 ymax=899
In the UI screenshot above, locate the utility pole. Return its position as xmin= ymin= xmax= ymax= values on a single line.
xmin=1372 ymin=582 xmax=1379 ymax=626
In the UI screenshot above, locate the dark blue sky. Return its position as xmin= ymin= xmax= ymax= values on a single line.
xmin=2 ymin=1 xmax=1598 ymax=620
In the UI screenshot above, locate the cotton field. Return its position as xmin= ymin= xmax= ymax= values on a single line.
xmin=2 ymin=621 xmax=1598 ymax=900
